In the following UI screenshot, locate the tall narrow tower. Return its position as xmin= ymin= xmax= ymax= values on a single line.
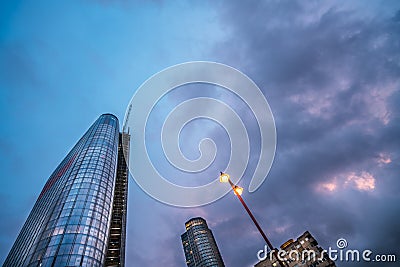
xmin=3 ymin=114 xmax=129 ymax=267
xmin=181 ymin=217 xmax=225 ymax=267
xmin=105 ymin=133 xmax=130 ymax=267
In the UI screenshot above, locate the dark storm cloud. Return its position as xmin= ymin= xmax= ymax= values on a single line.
xmin=195 ymin=1 xmax=400 ymax=266
xmin=144 ymin=1 xmax=400 ymax=265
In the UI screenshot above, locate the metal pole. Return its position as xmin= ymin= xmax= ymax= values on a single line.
xmin=228 ymin=180 xmax=286 ymax=267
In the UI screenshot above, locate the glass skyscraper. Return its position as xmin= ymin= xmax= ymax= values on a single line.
xmin=3 ymin=114 xmax=129 ymax=267
xmin=181 ymin=217 xmax=225 ymax=267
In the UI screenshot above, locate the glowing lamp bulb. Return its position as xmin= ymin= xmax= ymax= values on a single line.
xmin=233 ymin=186 xmax=244 ymax=196
xmin=219 ymin=172 xmax=230 ymax=183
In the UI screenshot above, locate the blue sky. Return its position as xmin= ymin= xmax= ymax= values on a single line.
xmin=0 ymin=0 xmax=225 ymax=264
xmin=1 ymin=1 xmax=400 ymax=266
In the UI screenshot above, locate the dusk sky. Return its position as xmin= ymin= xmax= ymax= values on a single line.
xmin=1 ymin=1 xmax=399 ymax=266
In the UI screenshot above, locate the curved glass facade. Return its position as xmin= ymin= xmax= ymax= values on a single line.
xmin=4 ymin=114 xmax=124 ymax=267
xmin=181 ymin=217 xmax=225 ymax=267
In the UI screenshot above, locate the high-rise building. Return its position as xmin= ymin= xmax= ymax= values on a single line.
xmin=3 ymin=114 xmax=130 ymax=267
xmin=181 ymin=217 xmax=225 ymax=267
xmin=255 ymin=231 xmax=336 ymax=267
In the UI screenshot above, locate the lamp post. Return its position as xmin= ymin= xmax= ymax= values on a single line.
xmin=219 ymin=172 xmax=286 ymax=267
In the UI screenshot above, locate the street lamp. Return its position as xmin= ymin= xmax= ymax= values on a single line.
xmin=219 ymin=172 xmax=286 ymax=267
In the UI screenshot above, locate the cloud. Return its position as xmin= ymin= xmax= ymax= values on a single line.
xmin=377 ymin=152 xmax=392 ymax=165
xmin=344 ymin=171 xmax=376 ymax=191
xmin=316 ymin=171 xmax=376 ymax=193
xmin=204 ymin=1 xmax=400 ymax=266
xmin=316 ymin=180 xmax=338 ymax=193
xmin=128 ymin=0 xmax=400 ymax=264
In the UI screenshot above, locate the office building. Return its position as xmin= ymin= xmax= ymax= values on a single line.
xmin=181 ymin=217 xmax=225 ymax=267
xmin=3 ymin=114 xmax=129 ymax=267
xmin=255 ymin=231 xmax=336 ymax=267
